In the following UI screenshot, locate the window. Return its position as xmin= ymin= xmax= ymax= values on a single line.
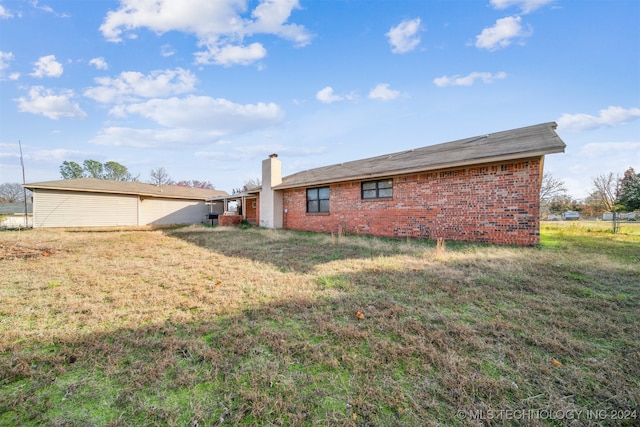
xmin=307 ymin=186 xmax=330 ymax=213
xmin=362 ymin=179 xmax=393 ymax=199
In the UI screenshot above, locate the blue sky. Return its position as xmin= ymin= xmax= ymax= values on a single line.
xmin=1 ymin=0 xmax=638 ymax=198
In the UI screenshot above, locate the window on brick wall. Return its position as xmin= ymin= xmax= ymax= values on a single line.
xmin=362 ymin=179 xmax=393 ymax=199
xmin=307 ymin=186 xmax=330 ymax=213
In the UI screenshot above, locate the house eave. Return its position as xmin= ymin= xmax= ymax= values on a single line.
xmin=273 ymin=150 xmax=559 ymax=190
xmin=207 ymin=192 xmax=259 ymax=203
xmin=24 ymin=179 xmax=227 ymax=201
xmin=25 ymin=185 xmax=213 ymax=201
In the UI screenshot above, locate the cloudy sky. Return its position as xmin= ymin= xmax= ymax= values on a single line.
xmin=1 ymin=0 xmax=638 ymax=198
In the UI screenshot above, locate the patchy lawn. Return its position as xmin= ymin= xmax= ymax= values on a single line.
xmin=1 ymin=224 xmax=639 ymax=426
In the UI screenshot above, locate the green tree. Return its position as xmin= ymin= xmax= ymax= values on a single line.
xmin=547 ymin=194 xmax=582 ymax=215
xmin=60 ymin=161 xmax=85 ymax=179
xmin=104 ymin=161 xmax=134 ymax=181
xmin=617 ymin=167 xmax=640 ymax=211
xmin=60 ymin=160 xmax=137 ymax=181
xmin=83 ymin=160 xmax=104 ymax=179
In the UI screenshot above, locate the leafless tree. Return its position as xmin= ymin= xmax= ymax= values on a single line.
xmin=0 ymin=183 xmax=31 ymax=203
xmin=540 ymin=172 xmax=567 ymax=203
xmin=591 ymin=173 xmax=620 ymax=212
xmin=149 ymin=167 xmax=173 ymax=186
xmin=175 ymin=180 xmax=215 ymax=189
xmin=232 ymin=178 xmax=262 ymax=195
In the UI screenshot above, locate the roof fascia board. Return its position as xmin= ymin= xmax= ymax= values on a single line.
xmin=27 ymin=185 xmax=211 ymax=201
xmin=274 ymin=152 xmax=553 ymax=190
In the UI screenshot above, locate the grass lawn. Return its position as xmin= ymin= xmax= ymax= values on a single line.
xmin=1 ymin=222 xmax=639 ymax=426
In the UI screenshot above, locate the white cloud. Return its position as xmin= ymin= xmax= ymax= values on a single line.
xmin=84 ymin=68 xmax=197 ymax=103
xmin=30 ymin=55 xmax=63 ymax=78
xmin=91 ymin=95 xmax=285 ymax=147
xmin=433 ymin=71 xmax=507 ymax=87
xmin=579 ymin=141 xmax=640 ymax=159
xmin=386 ymin=17 xmax=422 ymax=54
xmin=90 ymin=125 xmax=237 ymax=148
xmin=161 ymin=44 xmax=176 ymax=57
xmin=15 ymin=86 xmax=87 ymax=120
xmin=30 ymin=0 xmax=53 ymax=14
xmin=195 ymin=143 xmax=326 ymax=163
xmin=557 ymin=106 xmax=640 ymax=131
xmin=100 ymin=0 xmax=243 ymax=42
xmin=29 ymin=0 xmax=71 ymax=16
xmin=315 ymin=86 xmax=342 ymax=104
xmin=0 ymin=143 xmax=18 ymax=159
xmin=89 ymin=57 xmax=108 ymax=70
xmin=475 ymin=16 xmax=531 ymax=50
xmin=99 ymin=0 xmax=311 ymax=66
xmin=0 ymin=4 xmax=14 ymax=19
xmin=490 ymin=0 xmax=555 ymax=14
xmin=315 ymin=86 xmax=357 ymax=104
xmin=9 ymin=72 xmax=20 ymax=80
xmin=113 ymin=95 xmax=284 ymax=129
xmin=194 ymin=150 xmax=233 ymax=160
xmin=246 ymin=0 xmax=311 ymax=46
xmin=194 ymin=42 xmax=267 ymax=66
xmin=31 ymin=148 xmax=87 ymax=162
xmin=368 ymin=83 xmax=400 ymax=101
xmin=0 ymin=51 xmax=14 ymax=73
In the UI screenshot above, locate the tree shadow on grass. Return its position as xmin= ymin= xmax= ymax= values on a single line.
xmin=3 ymin=259 xmax=639 ymax=427
xmin=166 ymin=226 xmax=437 ymax=274
xmin=3 ymin=226 xmax=639 ymax=425
xmin=556 ymin=233 xmax=640 ymax=264
xmin=1 ymin=289 xmax=456 ymax=426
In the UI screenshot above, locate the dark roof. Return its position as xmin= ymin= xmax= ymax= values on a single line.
xmin=275 ymin=122 xmax=566 ymax=190
xmin=24 ymin=178 xmax=228 ymax=200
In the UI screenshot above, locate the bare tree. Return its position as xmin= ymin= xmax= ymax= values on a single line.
xmin=233 ymin=178 xmax=262 ymax=195
xmin=0 ymin=183 xmax=31 ymax=203
xmin=149 ymin=167 xmax=173 ymax=186
xmin=591 ymin=172 xmax=619 ymax=212
xmin=540 ymin=172 xmax=567 ymax=203
xmin=174 ymin=180 xmax=215 ymax=189
xmin=580 ymin=193 xmax=601 ymax=218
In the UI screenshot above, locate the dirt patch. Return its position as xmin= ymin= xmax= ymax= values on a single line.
xmin=0 ymin=242 xmax=56 ymax=260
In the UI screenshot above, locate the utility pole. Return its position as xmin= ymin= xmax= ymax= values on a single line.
xmin=19 ymin=140 xmax=28 ymax=228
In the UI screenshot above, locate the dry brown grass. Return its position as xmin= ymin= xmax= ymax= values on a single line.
xmin=1 ymin=224 xmax=639 ymax=426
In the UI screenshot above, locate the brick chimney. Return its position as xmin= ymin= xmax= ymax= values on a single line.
xmin=259 ymin=154 xmax=283 ymax=228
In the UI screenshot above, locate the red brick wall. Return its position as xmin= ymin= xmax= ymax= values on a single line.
xmin=245 ymin=197 xmax=258 ymax=224
xmin=219 ymin=214 xmax=243 ymax=227
xmin=281 ymin=157 xmax=543 ymax=245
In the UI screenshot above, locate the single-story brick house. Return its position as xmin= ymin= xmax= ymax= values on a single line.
xmin=241 ymin=122 xmax=565 ymax=246
xmin=24 ymin=178 xmax=227 ymax=228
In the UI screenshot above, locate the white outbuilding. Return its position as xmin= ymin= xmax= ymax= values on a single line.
xmin=24 ymin=178 xmax=227 ymax=228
